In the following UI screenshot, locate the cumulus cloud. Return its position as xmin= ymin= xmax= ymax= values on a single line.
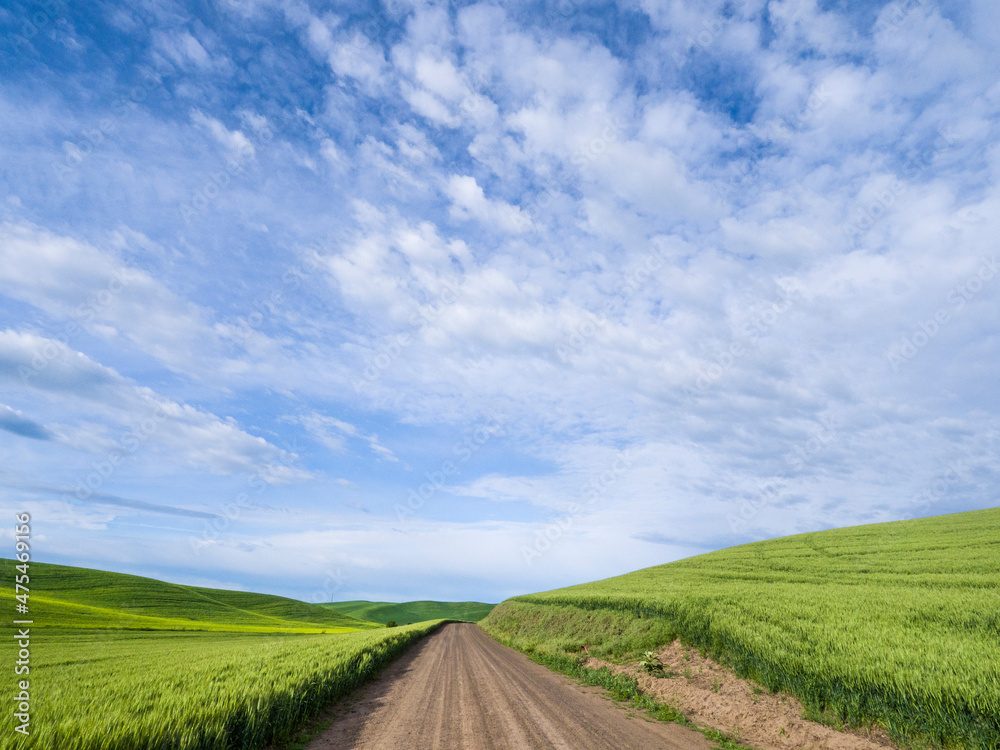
xmin=445 ymin=175 xmax=531 ymax=233
xmin=0 ymin=221 xmax=243 ymax=378
xmin=2 ymin=0 xmax=999 ymax=599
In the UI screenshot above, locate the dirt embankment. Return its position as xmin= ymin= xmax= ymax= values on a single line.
xmin=585 ymin=640 xmax=901 ymax=750
xmin=308 ymin=622 xmax=709 ymax=750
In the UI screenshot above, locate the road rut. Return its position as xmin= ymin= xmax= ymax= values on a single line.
xmin=308 ymin=622 xmax=710 ymax=750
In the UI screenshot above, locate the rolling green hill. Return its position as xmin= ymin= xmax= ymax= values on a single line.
xmin=321 ymin=599 xmax=495 ymax=624
xmin=0 ymin=559 xmax=378 ymax=632
xmin=481 ymin=508 xmax=1000 ymax=749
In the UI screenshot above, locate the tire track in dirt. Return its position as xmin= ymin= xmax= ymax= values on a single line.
xmin=307 ymin=623 xmax=710 ymax=750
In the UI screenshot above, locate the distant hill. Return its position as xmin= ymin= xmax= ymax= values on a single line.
xmin=321 ymin=600 xmax=496 ymax=624
xmin=0 ymin=559 xmax=378 ymax=633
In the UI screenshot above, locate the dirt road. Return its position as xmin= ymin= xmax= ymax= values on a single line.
xmin=308 ymin=623 xmax=709 ymax=750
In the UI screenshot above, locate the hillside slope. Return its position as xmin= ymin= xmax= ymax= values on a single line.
xmin=481 ymin=508 xmax=1000 ymax=749
xmin=321 ymin=600 xmax=495 ymax=624
xmin=0 ymin=559 xmax=378 ymax=632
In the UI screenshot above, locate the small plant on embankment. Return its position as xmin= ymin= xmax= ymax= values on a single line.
xmin=639 ymin=650 xmax=667 ymax=676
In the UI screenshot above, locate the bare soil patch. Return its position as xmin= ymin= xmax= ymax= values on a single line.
xmin=585 ymin=640 xmax=902 ymax=750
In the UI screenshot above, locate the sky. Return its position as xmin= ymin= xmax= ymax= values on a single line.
xmin=0 ymin=0 xmax=998 ymax=604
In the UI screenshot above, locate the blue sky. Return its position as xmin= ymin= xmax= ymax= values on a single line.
xmin=1 ymin=0 xmax=998 ymax=604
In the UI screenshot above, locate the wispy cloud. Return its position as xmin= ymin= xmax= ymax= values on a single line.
xmin=3 ymin=477 xmax=221 ymax=520
xmin=298 ymin=412 xmax=397 ymax=462
xmin=0 ymin=330 xmax=310 ymax=482
xmin=0 ymin=0 xmax=998 ymax=601
xmin=0 ymin=405 xmax=55 ymax=441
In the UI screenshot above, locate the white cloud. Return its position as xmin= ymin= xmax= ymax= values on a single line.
xmin=330 ymin=32 xmax=389 ymax=92
xmin=445 ymin=175 xmax=531 ymax=233
xmin=414 ymin=54 xmax=466 ymax=101
xmin=154 ymin=30 xmax=215 ymax=70
xmin=0 ymin=221 xmax=263 ymax=380
xmin=319 ymin=137 xmax=342 ymax=168
xmin=191 ymin=110 xmax=255 ymax=158
xmin=395 ymin=122 xmax=441 ymax=163
xmin=298 ymin=412 xmax=397 ymax=462
xmin=0 ymin=330 xmax=309 ymax=482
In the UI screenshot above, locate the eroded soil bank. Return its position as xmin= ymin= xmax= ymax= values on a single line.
xmin=586 ymin=639 xmax=901 ymax=750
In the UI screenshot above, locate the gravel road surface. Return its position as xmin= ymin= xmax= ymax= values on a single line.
xmin=308 ymin=622 xmax=710 ymax=750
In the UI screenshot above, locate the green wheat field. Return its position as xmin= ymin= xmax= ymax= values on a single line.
xmin=482 ymin=507 xmax=1000 ymax=749
xmin=4 ymin=508 xmax=999 ymax=749
xmin=2 ymin=625 xmax=440 ymax=750
xmin=0 ymin=562 xmax=491 ymax=750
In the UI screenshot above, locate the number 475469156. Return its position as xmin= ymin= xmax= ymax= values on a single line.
xmin=15 ymin=513 xmax=30 ymax=604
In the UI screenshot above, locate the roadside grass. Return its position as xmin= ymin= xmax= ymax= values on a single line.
xmin=320 ymin=599 xmax=496 ymax=624
xmin=481 ymin=508 xmax=1000 ymax=750
xmin=0 ymin=622 xmax=446 ymax=750
xmin=0 ymin=559 xmax=378 ymax=632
